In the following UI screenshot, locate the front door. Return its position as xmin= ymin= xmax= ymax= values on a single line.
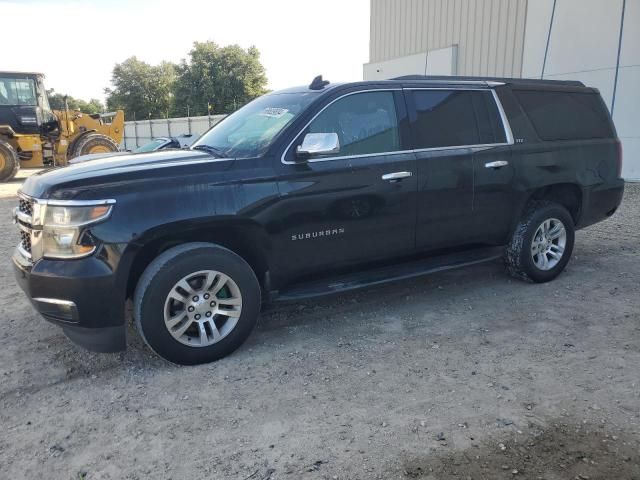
xmin=272 ymin=89 xmax=417 ymax=281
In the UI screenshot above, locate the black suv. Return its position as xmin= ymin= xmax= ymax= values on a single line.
xmin=13 ymin=75 xmax=624 ymax=365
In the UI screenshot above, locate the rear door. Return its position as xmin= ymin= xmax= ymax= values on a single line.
xmin=273 ymin=89 xmax=417 ymax=280
xmin=468 ymin=89 xmax=515 ymax=244
xmin=406 ymin=87 xmax=515 ymax=250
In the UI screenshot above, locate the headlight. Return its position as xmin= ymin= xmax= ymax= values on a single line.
xmin=41 ymin=202 xmax=114 ymax=259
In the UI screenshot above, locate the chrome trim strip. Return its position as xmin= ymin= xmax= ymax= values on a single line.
xmin=17 ymin=222 xmax=31 ymax=234
xmin=412 ymin=143 xmax=508 ymax=154
xmin=280 ymin=86 xmax=515 ymax=166
xmin=491 ymin=89 xmax=514 ymax=145
xmin=32 ymin=297 xmax=77 ymax=308
xmin=17 ymin=243 xmax=32 ymax=260
xmin=14 ymin=207 xmax=32 ymax=225
xmin=45 ymin=199 xmax=116 ymax=207
xmin=18 ymin=191 xmax=116 ymax=207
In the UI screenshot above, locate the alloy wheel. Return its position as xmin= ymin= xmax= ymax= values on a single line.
xmin=163 ymin=270 xmax=242 ymax=347
xmin=530 ymin=218 xmax=567 ymax=271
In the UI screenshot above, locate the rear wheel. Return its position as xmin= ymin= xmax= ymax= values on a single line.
xmin=133 ymin=243 xmax=261 ymax=365
xmin=505 ymin=201 xmax=575 ymax=283
xmin=70 ymin=133 xmax=119 ymax=158
xmin=0 ymin=140 xmax=19 ymax=182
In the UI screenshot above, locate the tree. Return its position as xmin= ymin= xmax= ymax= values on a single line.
xmin=47 ymin=90 xmax=105 ymax=114
xmin=105 ymin=57 xmax=176 ymax=119
xmin=173 ymin=42 xmax=268 ymax=116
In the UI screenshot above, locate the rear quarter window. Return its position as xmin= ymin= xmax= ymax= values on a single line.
xmin=515 ymin=90 xmax=614 ymax=141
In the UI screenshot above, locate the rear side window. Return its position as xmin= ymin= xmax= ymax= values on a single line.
xmin=409 ymin=90 xmax=506 ymax=149
xmin=515 ymin=90 xmax=613 ymax=141
xmin=472 ymin=92 xmax=507 ymax=144
xmin=306 ymin=91 xmax=400 ymax=157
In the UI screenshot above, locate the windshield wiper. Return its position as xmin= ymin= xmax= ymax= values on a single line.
xmin=192 ymin=144 xmax=227 ymax=158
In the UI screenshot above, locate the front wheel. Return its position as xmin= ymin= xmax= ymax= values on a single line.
xmin=133 ymin=243 xmax=261 ymax=365
xmin=505 ymin=201 xmax=575 ymax=283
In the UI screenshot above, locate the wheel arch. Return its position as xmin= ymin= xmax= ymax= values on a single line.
xmin=520 ymin=183 xmax=583 ymax=224
xmin=124 ymin=219 xmax=272 ymax=300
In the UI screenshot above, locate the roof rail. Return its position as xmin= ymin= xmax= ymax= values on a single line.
xmin=390 ymin=74 xmax=584 ymax=87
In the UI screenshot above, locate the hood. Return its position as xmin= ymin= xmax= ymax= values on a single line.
xmin=68 ymin=151 xmax=124 ymax=164
xmin=21 ymin=149 xmax=233 ymax=199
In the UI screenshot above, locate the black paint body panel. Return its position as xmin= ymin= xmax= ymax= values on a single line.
xmin=13 ymin=78 xmax=625 ymax=351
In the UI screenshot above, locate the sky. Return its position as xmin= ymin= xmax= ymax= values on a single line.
xmin=0 ymin=0 xmax=370 ymax=102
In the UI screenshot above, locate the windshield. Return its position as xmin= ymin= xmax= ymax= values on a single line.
xmin=0 ymin=77 xmax=37 ymax=106
xmin=192 ymin=92 xmax=319 ymax=158
xmin=134 ymin=138 xmax=169 ymax=153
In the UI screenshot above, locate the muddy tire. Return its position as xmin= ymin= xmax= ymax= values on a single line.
xmin=133 ymin=243 xmax=261 ymax=365
xmin=70 ymin=133 xmax=119 ymax=158
xmin=505 ymin=201 xmax=575 ymax=283
xmin=0 ymin=140 xmax=20 ymax=182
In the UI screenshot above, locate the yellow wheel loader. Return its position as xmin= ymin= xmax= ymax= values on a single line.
xmin=0 ymin=71 xmax=124 ymax=182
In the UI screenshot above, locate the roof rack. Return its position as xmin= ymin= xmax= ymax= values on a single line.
xmin=390 ymin=75 xmax=585 ymax=87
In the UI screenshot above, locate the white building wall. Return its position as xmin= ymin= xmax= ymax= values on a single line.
xmin=613 ymin=0 xmax=640 ymax=180
xmin=522 ymin=0 xmax=639 ymax=179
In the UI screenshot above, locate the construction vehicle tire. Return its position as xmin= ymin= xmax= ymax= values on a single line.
xmin=71 ymin=133 xmax=120 ymax=158
xmin=0 ymin=140 xmax=20 ymax=182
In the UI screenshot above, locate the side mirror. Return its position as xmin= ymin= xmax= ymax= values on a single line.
xmin=296 ymin=132 xmax=340 ymax=160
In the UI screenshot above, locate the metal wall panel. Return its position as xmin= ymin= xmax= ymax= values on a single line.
xmin=368 ymin=0 xmax=528 ymax=77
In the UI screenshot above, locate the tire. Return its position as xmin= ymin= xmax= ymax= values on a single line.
xmin=133 ymin=243 xmax=261 ymax=365
xmin=505 ymin=201 xmax=575 ymax=283
xmin=70 ymin=133 xmax=119 ymax=158
xmin=0 ymin=140 xmax=20 ymax=182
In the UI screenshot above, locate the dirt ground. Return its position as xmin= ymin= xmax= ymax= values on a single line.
xmin=0 ymin=183 xmax=638 ymax=480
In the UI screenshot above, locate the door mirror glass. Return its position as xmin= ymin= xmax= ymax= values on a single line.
xmin=296 ymin=132 xmax=340 ymax=159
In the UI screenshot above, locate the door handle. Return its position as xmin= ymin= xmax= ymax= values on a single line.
xmin=485 ymin=160 xmax=509 ymax=169
xmin=382 ymin=171 xmax=413 ymax=181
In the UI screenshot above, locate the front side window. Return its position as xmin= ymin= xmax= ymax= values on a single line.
xmin=0 ymin=77 xmax=37 ymax=106
xmin=304 ymin=91 xmax=400 ymax=158
xmin=193 ymin=92 xmax=319 ymax=158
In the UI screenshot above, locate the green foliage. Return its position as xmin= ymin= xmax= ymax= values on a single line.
xmin=47 ymin=90 xmax=105 ymax=114
xmin=104 ymin=42 xmax=268 ymax=119
xmin=105 ymin=57 xmax=176 ymax=120
xmin=173 ymin=42 xmax=268 ymax=116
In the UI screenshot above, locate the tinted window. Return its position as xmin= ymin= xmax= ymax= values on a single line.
xmin=515 ymin=90 xmax=613 ymax=141
xmin=410 ymin=90 xmax=507 ymax=149
xmin=306 ymin=91 xmax=400 ymax=157
xmin=472 ymin=91 xmax=507 ymax=144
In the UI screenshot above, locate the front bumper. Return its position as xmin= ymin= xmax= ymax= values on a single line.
xmin=12 ymin=248 xmax=126 ymax=353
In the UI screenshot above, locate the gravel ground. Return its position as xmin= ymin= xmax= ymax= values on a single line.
xmin=0 ymin=184 xmax=639 ymax=480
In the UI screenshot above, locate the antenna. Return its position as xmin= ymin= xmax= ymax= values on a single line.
xmin=309 ymin=75 xmax=330 ymax=90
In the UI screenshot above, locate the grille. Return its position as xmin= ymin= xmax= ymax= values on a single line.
xmin=19 ymin=197 xmax=33 ymax=217
xmin=17 ymin=195 xmax=34 ymax=259
xmin=19 ymin=230 xmax=32 ymax=255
